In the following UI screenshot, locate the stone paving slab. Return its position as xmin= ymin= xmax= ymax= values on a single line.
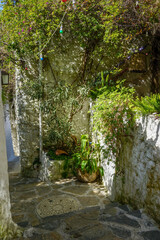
xmin=9 ymin=173 xmax=160 ymax=240
xmin=100 ymin=214 xmax=141 ymax=228
xmin=141 ymin=230 xmax=160 ymax=240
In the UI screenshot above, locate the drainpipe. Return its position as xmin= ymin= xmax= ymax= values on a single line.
xmin=15 ymin=67 xmax=21 ymax=161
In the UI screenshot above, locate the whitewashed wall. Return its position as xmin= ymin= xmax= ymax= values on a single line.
xmin=102 ymin=115 xmax=160 ymax=222
xmin=4 ymin=104 xmax=19 ymax=162
xmin=0 ymin=71 xmax=18 ymax=236
xmin=14 ymin=44 xmax=90 ymax=176
xmin=15 ymin=68 xmax=40 ymax=177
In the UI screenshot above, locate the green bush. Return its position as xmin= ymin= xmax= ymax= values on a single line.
xmin=63 ymin=134 xmax=104 ymax=177
xmin=135 ymin=94 xmax=160 ymax=116
xmin=92 ymin=81 xmax=135 ymax=162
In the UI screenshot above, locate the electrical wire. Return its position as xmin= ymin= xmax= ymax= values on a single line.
xmin=39 ymin=0 xmax=73 ymax=54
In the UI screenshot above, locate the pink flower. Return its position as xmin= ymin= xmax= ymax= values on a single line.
xmin=22 ymin=28 xmax=24 ymax=32
xmin=23 ymin=21 xmax=25 ymax=23
xmin=18 ymin=32 xmax=21 ymax=35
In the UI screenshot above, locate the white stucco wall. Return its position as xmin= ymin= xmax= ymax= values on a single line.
xmin=4 ymin=104 xmax=19 ymax=162
xmin=102 ymin=115 xmax=160 ymax=222
xmin=15 ymin=68 xmax=40 ymax=177
xmin=14 ymin=44 xmax=90 ymax=176
xmin=0 ymin=71 xmax=17 ymax=236
xmin=46 ymin=44 xmax=90 ymax=139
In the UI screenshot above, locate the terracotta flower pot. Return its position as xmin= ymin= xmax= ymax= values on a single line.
xmin=76 ymin=169 xmax=98 ymax=183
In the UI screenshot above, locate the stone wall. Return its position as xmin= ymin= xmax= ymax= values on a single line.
xmin=13 ymin=42 xmax=92 ymax=176
xmin=4 ymin=104 xmax=19 ymax=162
xmin=13 ymin=43 xmax=157 ymax=177
xmin=44 ymin=43 xmax=91 ymax=139
xmin=0 ymin=71 xmax=18 ymax=237
xmin=10 ymin=103 xmax=20 ymax=157
xmin=15 ymin=68 xmax=40 ymax=177
xmin=39 ymin=152 xmax=73 ymax=182
xmin=102 ymin=115 xmax=160 ymax=222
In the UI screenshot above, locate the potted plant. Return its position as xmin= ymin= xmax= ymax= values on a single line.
xmin=70 ymin=134 xmax=104 ymax=183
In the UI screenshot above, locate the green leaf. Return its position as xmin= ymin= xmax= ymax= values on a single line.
xmin=81 ymin=160 xmax=88 ymax=171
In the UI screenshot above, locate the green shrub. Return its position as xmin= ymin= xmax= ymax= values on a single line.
xmin=135 ymin=94 xmax=160 ymax=116
xmin=63 ymin=134 xmax=104 ymax=177
xmin=92 ymin=81 xmax=135 ymax=162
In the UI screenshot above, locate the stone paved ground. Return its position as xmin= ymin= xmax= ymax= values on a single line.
xmin=9 ymin=173 xmax=160 ymax=240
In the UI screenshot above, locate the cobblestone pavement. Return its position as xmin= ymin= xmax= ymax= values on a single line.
xmin=9 ymin=173 xmax=160 ymax=240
